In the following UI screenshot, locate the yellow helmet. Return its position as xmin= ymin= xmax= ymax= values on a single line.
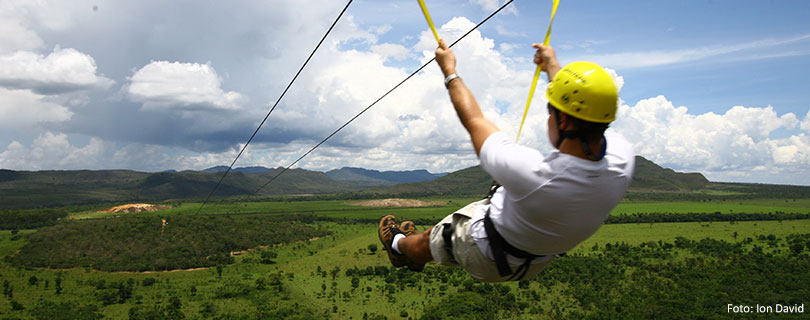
xmin=546 ymin=62 xmax=618 ymax=123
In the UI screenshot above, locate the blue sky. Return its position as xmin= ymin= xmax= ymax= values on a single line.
xmin=0 ymin=0 xmax=808 ymax=185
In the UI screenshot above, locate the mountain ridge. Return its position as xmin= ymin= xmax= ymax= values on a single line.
xmin=3 ymin=156 xmax=806 ymax=209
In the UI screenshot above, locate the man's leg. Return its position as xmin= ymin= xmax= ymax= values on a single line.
xmin=379 ymin=215 xmax=435 ymax=270
xmin=397 ymin=227 xmax=434 ymax=266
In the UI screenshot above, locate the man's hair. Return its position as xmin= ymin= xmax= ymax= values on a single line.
xmin=548 ymin=104 xmax=609 ymax=142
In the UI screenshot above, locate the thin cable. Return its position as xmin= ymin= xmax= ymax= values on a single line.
xmin=253 ymin=0 xmax=514 ymax=195
xmin=196 ymin=0 xmax=353 ymax=214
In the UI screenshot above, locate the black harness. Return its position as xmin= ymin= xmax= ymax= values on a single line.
xmin=442 ymin=183 xmax=565 ymax=281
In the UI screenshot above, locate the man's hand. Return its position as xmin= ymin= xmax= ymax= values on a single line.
xmin=435 ymin=39 xmax=456 ymax=77
xmin=532 ymin=44 xmax=561 ymax=81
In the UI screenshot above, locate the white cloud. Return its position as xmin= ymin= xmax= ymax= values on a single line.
xmin=612 ymin=95 xmax=810 ymax=184
xmin=468 ymin=0 xmax=518 ymax=15
xmin=495 ymin=25 xmax=525 ymax=38
xmin=269 ymin=16 xmax=549 ymax=174
xmin=128 ymin=61 xmax=244 ymax=111
xmin=498 ymin=42 xmax=515 ymax=53
xmin=573 ymin=33 xmax=810 ymax=69
xmin=0 ymin=47 xmax=113 ymax=93
xmin=801 ymin=109 xmax=810 ymax=133
xmin=0 ymin=132 xmax=107 ymax=170
xmin=370 ymin=24 xmax=392 ymax=36
xmin=0 ymin=88 xmax=72 ymax=127
xmin=0 ymin=18 xmax=43 ymax=54
xmin=370 ymin=43 xmax=410 ymax=62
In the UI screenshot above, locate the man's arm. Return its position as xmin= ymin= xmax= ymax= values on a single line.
xmin=435 ymin=39 xmax=499 ymax=156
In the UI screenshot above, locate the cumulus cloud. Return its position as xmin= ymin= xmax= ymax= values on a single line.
xmin=801 ymin=109 xmax=810 ymax=133
xmin=0 ymin=47 xmax=113 ymax=94
xmin=128 ymin=61 xmax=244 ymax=111
xmin=0 ymin=132 xmax=107 ymax=170
xmin=371 ymin=43 xmax=410 ymax=62
xmin=612 ymin=95 xmax=809 ymax=184
xmin=265 ymin=15 xmax=548 ymax=175
xmin=0 ymin=88 xmax=72 ymax=127
xmin=0 ymin=18 xmax=43 ymax=54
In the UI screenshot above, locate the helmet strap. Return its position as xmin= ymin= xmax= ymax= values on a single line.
xmin=552 ymin=107 xmax=606 ymax=161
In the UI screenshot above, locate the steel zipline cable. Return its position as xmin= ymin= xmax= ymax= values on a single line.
xmin=196 ymin=0 xmax=353 ymax=214
xmin=252 ymin=0 xmax=515 ymax=196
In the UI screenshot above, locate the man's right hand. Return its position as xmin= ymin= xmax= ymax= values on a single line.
xmin=532 ymin=43 xmax=561 ymax=81
xmin=435 ymin=39 xmax=456 ymax=77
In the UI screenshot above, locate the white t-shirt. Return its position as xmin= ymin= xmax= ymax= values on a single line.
xmin=470 ymin=130 xmax=635 ymax=264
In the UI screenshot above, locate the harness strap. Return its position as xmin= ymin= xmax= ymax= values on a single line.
xmin=441 ymin=223 xmax=455 ymax=262
xmin=484 ymin=208 xmax=546 ymax=280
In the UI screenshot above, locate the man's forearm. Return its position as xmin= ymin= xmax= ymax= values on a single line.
xmin=446 ymin=78 xmax=483 ymax=129
xmin=445 ymin=77 xmax=499 ymax=155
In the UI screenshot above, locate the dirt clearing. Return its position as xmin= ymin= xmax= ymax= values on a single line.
xmin=347 ymin=198 xmax=446 ymax=207
xmin=99 ymin=203 xmax=171 ymax=213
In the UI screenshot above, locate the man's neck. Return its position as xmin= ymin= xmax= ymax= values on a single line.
xmin=558 ymin=138 xmax=602 ymax=161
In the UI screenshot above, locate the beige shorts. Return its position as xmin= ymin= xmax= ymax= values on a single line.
xmin=429 ymin=199 xmax=551 ymax=282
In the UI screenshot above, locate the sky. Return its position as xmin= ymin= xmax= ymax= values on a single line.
xmin=0 ymin=0 xmax=809 ymax=186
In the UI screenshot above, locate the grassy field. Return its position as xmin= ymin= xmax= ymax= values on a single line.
xmin=611 ymin=198 xmax=810 ymax=215
xmin=2 ymin=198 xmax=808 ymax=319
xmin=2 ymin=219 xmax=807 ymax=319
xmin=68 ymin=197 xmax=810 ymax=221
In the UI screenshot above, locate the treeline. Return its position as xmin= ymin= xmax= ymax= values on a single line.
xmin=605 ymin=211 xmax=810 ymax=224
xmin=7 ymin=213 xmax=331 ymax=271
xmin=330 ymin=234 xmax=810 ymax=319
xmin=341 ymin=211 xmax=810 ymax=227
xmin=0 ymin=209 xmax=67 ymax=230
xmin=529 ymin=234 xmax=810 ymax=319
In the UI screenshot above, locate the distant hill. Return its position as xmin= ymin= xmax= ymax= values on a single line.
xmin=202 ymin=166 xmax=272 ymax=174
xmin=364 ymin=166 xmax=492 ymax=197
xmin=364 ymin=156 xmax=711 ymax=197
xmin=2 ymin=156 xmax=807 ymax=209
xmin=0 ymin=168 xmax=361 ymax=209
xmin=629 ymin=156 xmax=709 ymax=191
xmin=326 ymin=167 xmax=446 ymax=186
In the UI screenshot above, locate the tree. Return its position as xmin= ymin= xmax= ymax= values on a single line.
xmin=200 ymin=302 xmax=217 ymax=318
xmin=260 ymin=250 xmax=278 ymax=264
xmin=29 ymin=300 xmax=103 ymax=320
xmin=166 ymin=296 xmax=185 ymax=320
xmin=55 ymin=275 xmax=63 ymax=295
xmin=28 ymin=276 xmax=39 ymax=287
xmin=11 ymin=299 xmax=24 ymax=311
xmin=368 ymin=244 xmax=378 ymax=254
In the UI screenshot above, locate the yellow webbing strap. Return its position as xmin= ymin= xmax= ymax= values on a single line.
xmin=417 ymin=0 xmax=441 ymax=44
xmin=516 ymin=0 xmax=560 ymax=143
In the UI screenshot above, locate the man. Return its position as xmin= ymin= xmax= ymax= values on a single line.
xmin=378 ymin=39 xmax=635 ymax=282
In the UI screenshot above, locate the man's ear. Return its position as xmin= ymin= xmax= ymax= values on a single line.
xmin=557 ymin=112 xmax=570 ymax=130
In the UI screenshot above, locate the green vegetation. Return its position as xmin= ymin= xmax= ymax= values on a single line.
xmin=0 ymin=208 xmax=67 ymax=230
xmin=9 ymin=214 xmax=330 ymax=271
xmin=0 ymin=200 xmax=806 ymax=319
xmin=612 ymin=198 xmax=810 ymax=215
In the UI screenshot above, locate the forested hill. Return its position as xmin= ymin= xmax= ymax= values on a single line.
xmin=370 ymin=156 xmax=710 ymax=197
xmin=1 ymin=156 xmax=807 ymax=209
xmin=630 ymin=156 xmax=709 ymax=191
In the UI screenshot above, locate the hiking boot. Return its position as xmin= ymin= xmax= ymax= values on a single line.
xmin=379 ymin=215 xmax=407 ymax=267
xmin=400 ymin=221 xmax=425 ymax=272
